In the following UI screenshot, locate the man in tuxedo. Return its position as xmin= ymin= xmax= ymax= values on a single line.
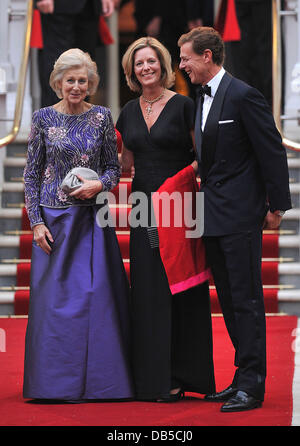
xmin=178 ymin=27 xmax=291 ymax=412
xmin=35 ymin=0 xmax=114 ymax=107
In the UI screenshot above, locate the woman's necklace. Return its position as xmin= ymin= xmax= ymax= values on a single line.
xmin=141 ymin=89 xmax=165 ymax=119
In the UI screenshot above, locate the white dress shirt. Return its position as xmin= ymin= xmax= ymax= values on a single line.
xmin=202 ymin=67 xmax=226 ymax=131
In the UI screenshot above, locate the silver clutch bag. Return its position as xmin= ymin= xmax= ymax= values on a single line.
xmin=60 ymin=167 xmax=99 ymax=194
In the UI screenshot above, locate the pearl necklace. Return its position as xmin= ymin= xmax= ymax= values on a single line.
xmin=141 ymin=89 xmax=165 ymax=119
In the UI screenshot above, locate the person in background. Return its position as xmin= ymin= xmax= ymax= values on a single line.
xmin=186 ymin=0 xmax=214 ymax=30
xmin=23 ymin=48 xmax=133 ymax=402
xmin=178 ymin=26 xmax=291 ymax=412
xmin=232 ymin=0 xmax=273 ymax=106
xmin=116 ymin=36 xmax=216 ymax=402
xmin=133 ymin=0 xmax=214 ymax=98
xmin=35 ymin=0 xmax=115 ymax=107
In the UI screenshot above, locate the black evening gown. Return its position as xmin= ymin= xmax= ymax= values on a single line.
xmin=116 ymin=94 xmax=215 ymax=400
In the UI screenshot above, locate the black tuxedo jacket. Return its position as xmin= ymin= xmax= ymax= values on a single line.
xmin=35 ymin=0 xmax=102 ymax=15
xmin=197 ymin=72 xmax=292 ymax=236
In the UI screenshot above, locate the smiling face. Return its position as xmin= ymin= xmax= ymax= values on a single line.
xmin=133 ymin=46 xmax=162 ymax=90
xmin=179 ymin=41 xmax=209 ymax=85
xmin=58 ymin=67 xmax=89 ymax=105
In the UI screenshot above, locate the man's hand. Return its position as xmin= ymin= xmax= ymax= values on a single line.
xmin=101 ymin=0 xmax=115 ymax=17
xmin=145 ymin=16 xmax=162 ymax=37
xmin=188 ymin=18 xmax=203 ymax=31
xmin=36 ymin=0 xmax=54 ymax=14
xmin=262 ymin=211 xmax=282 ymax=230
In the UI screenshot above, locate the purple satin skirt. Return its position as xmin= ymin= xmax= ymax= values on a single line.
xmin=23 ymin=205 xmax=133 ymax=400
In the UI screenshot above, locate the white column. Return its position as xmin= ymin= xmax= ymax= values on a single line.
xmin=107 ymin=11 xmax=120 ymax=123
xmin=0 ymin=0 xmax=11 ymax=201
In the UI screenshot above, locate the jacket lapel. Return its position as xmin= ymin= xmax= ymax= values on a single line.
xmin=201 ymin=72 xmax=232 ymax=179
xmin=194 ymin=94 xmax=203 ymax=173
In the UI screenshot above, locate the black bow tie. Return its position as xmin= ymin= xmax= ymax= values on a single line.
xmin=197 ymin=84 xmax=212 ymax=97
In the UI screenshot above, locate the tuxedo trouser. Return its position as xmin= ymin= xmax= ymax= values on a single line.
xmin=38 ymin=1 xmax=99 ymax=107
xmin=203 ymin=230 xmax=266 ymax=401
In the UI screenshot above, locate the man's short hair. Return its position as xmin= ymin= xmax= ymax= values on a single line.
xmin=178 ymin=27 xmax=225 ymax=66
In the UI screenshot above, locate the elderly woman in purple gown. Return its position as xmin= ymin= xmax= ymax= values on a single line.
xmin=23 ymin=48 xmax=133 ymax=402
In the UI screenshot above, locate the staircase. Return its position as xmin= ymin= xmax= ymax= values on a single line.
xmin=1 ymin=140 xmax=300 ymax=316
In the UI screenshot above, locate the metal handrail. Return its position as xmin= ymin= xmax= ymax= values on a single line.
xmin=0 ymin=0 xmax=33 ymax=149
xmin=272 ymin=0 xmax=300 ymax=151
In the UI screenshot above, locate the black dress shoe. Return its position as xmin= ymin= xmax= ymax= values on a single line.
xmin=220 ymin=390 xmax=262 ymax=412
xmin=204 ymin=385 xmax=237 ymax=402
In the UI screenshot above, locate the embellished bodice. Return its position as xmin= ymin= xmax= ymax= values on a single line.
xmin=24 ymin=105 xmax=120 ymax=228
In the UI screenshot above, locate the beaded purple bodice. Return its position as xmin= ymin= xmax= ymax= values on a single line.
xmin=24 ymin=105 xmax=120 ymax=228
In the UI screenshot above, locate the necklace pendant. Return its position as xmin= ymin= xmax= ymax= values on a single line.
xmin=146 ymin=105 xmax=152 ymax=116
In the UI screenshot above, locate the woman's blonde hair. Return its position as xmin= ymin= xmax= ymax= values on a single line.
xmin=49 ymin=48 xmax=100 ymax=98
xmin=121 ymin=37 xmax=175 ymax=93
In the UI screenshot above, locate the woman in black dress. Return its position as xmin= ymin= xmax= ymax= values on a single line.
xmin=116 ymin=37 xmax=215 ymax=402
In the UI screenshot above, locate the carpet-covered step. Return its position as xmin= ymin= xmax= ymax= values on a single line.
xmin=209 ymin=288 xmax=281 ymax=313
xmin=1 ymin=229 xmax=298 ymax=259
xmin=3 ymin=207 xmax=296 ymax=255
xmin=1 ymin=259 xmax=297 ymax=287
xmin=0 ymin=257 xmax=130 ymax=285
xmin=110 ymin=178 xmax=132 ymax=202
xmin=0 ymin=205 xmax=132 ymax=232
xmin=0 ymin=285 xmax=294 ymax=315
xmin=0 ymin=231 xmax=130 ymax=260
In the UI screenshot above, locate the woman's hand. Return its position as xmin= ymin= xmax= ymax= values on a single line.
xmin=120 ymin=146 xmax=134 ymax=175
xmin=191 ymin=160 xmax=198 ymax=173
xmin=36 ymin=0 xmax=54 ymax=14
xmin=69 ymin=175 xmax=103 ymax=200
xmin=33 ymin=224 xmax=54 ymax=255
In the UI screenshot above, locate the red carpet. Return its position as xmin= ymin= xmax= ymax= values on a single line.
xmin=0 ymin=315 xmax=297 ymax=427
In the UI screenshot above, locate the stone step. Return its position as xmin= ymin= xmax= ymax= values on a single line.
xmin=1 ymin=182 xmax=24 ymax=192
xmin=3 ymin=157 xmax=27 ymax=167
xmin=286 ymin=158 xmax=300 ymax=168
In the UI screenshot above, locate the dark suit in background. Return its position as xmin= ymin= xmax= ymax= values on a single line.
xmin=186 ymin=0 xmax=214 ymax=27
xmin=134 ymin=0 xmax=186 ymax=64
xmin=36 ymin=0 xmax=103 ymax=107
xmin=134 ymin=0 xmax=214 ymax=98
xmin=230 ymin=0 xmax=273 ymax=106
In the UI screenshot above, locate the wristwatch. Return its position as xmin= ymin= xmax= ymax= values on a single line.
xmin=273 ymin=210 xmax=285 ymax=217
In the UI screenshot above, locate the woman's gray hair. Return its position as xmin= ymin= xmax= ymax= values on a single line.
xmin=49 ymin=48 xmax=100 ymax=98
